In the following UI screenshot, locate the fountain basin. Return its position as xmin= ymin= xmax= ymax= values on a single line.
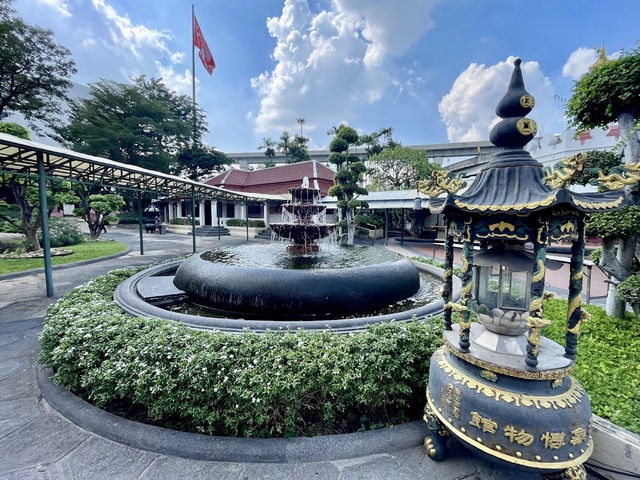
xmin=173 ymin=252 xmax=419 ymax=317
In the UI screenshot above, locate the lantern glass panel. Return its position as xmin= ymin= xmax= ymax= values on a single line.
xmin=500 ymin=268 xmax=528 ymax=310
xmin=477 ymin=265 xmax=500 ymax=309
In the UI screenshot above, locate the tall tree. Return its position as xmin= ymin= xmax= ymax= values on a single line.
xmin=327 ymin=125 xmax=367 ymax=244
xmin=171 ymin=145 xmax=231 ymax=181
xmin=288 ymin=134 xmax=310 ymax=163
xmin=565 ymin=46 xmax=640 ymax=317
xmin=368 ymin=146 xmax=441 ymax=191
xmin=277 ymin=131 xmax=292 ymax=162
xmin=58 ymin=77 xmax=207 ymax=174
xmin=0 ymin=0 xmax=76 ymax=133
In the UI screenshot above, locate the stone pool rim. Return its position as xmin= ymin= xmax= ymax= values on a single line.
xmin=114 ymin=259 xmax=461 ymax=333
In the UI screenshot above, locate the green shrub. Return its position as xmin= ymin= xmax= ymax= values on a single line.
xmin=226 ymin=219 xmax=265 ymax=228
xmin=543 ymin=298 xmax=640 ymax=434
xmin=588 ymin=248 xmax=602 ymax=265
xmin=169 ymin=217 xmax=200 ymax=226
xmin=40 ymin=267 xmax=442 ymax=438
xmin=411 ymin=256 xmax=463 ymax=278
xmin=116 ymin=212 xmax=155 ymax=225
xmin=617 ymin=274 xmax=640 ymax=321
xmin=38 ymin=217 xmax=83 ymax=247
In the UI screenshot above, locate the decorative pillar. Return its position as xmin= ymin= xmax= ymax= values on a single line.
xmin=168 ymin=202 xmax=174 ymax=221
xmin=442 ymin=222 xmax=454 ymax=330
xmin=458 ymin=219 xmax=474 ymax=352
xmin=565 ymin=216 xmax=585 ymax=360
xmin=211 ymin=200 xmax=218 ymax=225
xmin=198 ymin=199 xmax=205 ymax=227
xmin=525 ymin=219 xmax=549 ymax=371
xmin=263 ymin=202 xmax=269 ymax=227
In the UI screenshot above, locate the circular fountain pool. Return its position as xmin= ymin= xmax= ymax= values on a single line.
xmin=114 ymin=244 xmax=453 ymax=333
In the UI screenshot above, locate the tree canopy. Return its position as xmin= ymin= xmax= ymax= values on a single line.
xmin=58 ymin=77 xmax=219 ymax=175
xmin=565 ymin=47 xmax=640 ymax=130
xmin=0 ymin=0 xmax=76 ymax=133
xmin=368 ymin=145 xmax=441 ymax=191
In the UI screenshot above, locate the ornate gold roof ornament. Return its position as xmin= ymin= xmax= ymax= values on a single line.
xmin=419 ymin=169 xmax=465 ymax=197
xmin=543 ymin=152 xmax=588 ymax=189
xmin=596 ymin=162 xmax=640 ymax=190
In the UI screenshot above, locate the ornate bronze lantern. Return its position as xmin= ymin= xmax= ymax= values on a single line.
xmin=421 ymin=59 xmax=625 ymax=479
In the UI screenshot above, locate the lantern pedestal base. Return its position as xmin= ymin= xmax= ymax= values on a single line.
xmin=424 ymin=343 xmax=592 ymax=477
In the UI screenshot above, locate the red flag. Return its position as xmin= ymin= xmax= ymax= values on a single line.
xmin=193 ymin=15 xmax=215 ymax=75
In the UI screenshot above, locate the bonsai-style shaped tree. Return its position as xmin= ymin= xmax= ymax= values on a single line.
xmin=327 ymin=125 xmax=367 ymax=244
xmin=565 ymin=46 xmax=640 ymax=317
xmin=73 ymin=191 xmax=125 ymax=239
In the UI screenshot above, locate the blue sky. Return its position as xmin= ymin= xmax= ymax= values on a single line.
xmin=12 ymin=0 xmax=640 ymax=153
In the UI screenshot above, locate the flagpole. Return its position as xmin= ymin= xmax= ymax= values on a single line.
xmin=191 ymin=3 xmax=197 ymax=146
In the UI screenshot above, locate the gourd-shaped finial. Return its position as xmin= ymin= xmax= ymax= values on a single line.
xmin=489 ymin=58 xmax=537 ymax=149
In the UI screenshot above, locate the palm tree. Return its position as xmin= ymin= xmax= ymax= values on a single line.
xmin=297 ymin=117 xmax=306 ymax=137
xmin=258 ymin=137 xmax=276 ymax=159
xmin=278 ymin=131 xmax=292 ymax=161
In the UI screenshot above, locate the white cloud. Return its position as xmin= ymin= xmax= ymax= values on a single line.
xmin=92 ymin=0 xmax=171 ymax=57
xmin=35 ymin=0 xmax=71 ymax=17
xmin=250 ymin=0 xmax=438 ymax=144
xmin=439 ymin=56 xmax=563 ymax=142
xmin=154 ymin=62 xmax=194 ymax=96
xmin=334 ymin=0 xmax=440 ymax=67
xmin=562 ymin=47 xmax=599 ymax=80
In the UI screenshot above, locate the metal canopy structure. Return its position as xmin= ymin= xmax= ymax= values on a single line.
xmin=0 ymin=133 xmax=281 ymax=298
xmin=0 ymin=133 xmax=278 ymax=202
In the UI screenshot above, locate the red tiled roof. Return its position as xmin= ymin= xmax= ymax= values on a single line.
xmin=206 ymin=161 xmax=335 ymax=195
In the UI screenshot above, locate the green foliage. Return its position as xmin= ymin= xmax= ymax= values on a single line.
xmin=355 ymin=213 xmax=383 ymax=228
xmin=115 ymin=212 xmax=155 ymax=225
xmin=169 ymin=217 xmax=200 ymax=226
xmin=368 ymin=146 xmax=441 ymax=191
xmin=74 ymin=193 xmax=124 ymax=239
xmin=617 ymin=274 xmax=640 ymax=313
xmin=565 ymin=47 xmax=640 ymax=130
xmin=38 ymin=217 xmax=83 ymax=247
xmin=410 ymin=256 xmax=463 ymax=278
xmin=258 ymin=137 xmax=276 ymax=160
xmin=586 ymin=206 xmax=640 ymax=239
xmin=171 ymin=145 xmax=231 ymax=181
xmin=41 ymin=268 xmax=444 ymax=437
xmin=0 ymin=121 xmax=30 ymax=139
xmin=0 ymin=201 xmax=19 ymax=232
xmin=0 ymin=1 xmax=76 ymax=133
xmin=329 ymin=137 xmax=349 ymax=154
xmin=336 ymin=126 xmax=358 ymax=144
xmin=225 ymin=219 xmax=265 ymax=227
xmin=543 ymin=298 xmax=640 ymax=434
xmin=588 ymin=248 xmax=602 ymax=265
xmin=58 ymin=77 xmax=202 ymax=173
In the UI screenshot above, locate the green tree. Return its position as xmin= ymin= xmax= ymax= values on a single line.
xmin=327 ymin=125 xmax=367 ymax=244
xmin=258 ymin=137 xmax=276 ymax=166
xmin=73 ymin=190 xmax=124 ymax=239
xmin=0 ymin=0 xmax=76 ymax=133
xmin=565 ymin=46 xmax=640 ymax=317
xmin=0 ymin=178 xmax=77 ymax=251
xmin=368 ymin=146 xmax=441 ymax=191
xmin=58 ymin=77 xmax=203 ymax=173
xmin=0 ymin=121 xmax=30 ymax=139
xmin=171 ymin=144 xmax=231 ymax=181
xmin=277 ymin=131 xmax=292 ymax=162
xmin=288 ymin=134 xmax=310 ymax=163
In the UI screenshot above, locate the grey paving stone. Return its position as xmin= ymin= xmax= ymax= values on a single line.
xmin=474 ymin=460 xmax=541 ymax=480
xmin=0 ymin=467 xmax=47 ymax=480
xmin=0 ymin=370 xmax=37 ymax=402
xmin=0 ymin=357 xmax=30 ymax=382
xmin=0 ymin=333 xmax=21 ymax=348
xmin=238 ymin=461 xmax=340 ymax=480
xmin=138 ymin=457 xmax=244 ymax=480
xmin=0 ymin=399 xmax=40 ymax=439
xmin=44 ymin=437 xmax=157 ymax=480
xmin=334 ymin=454 xmax=415 ymax=480
xmin=391 ymin=444 xmax=477 ymax=480
xmin=0 ymin=336 xmax=36 ymax=362
xmin=0 ymin=415 xmax=88 ymax=474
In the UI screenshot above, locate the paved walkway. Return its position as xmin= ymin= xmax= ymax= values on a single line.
xmin=0 ymin=230 xmax=583 ymax=479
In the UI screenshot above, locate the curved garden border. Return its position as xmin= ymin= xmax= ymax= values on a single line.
xmin=114 ymin=260 xmax=461 ymax=333
xmin=37 ymin=364 xmax=428 ymax=463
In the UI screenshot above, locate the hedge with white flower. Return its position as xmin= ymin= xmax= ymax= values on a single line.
xmin=40 ymin=267 xmax=443 ymax=438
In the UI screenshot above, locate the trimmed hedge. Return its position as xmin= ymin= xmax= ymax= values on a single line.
xmin=543 ymin=298 xmax=640 ymax=434
xmin=170 ymin=217 xmax=200 ymax=226
xmin=40 ymin=267 xmax=443 ymax=438
xmin=226 ymin=219 xmax=265 ymax=228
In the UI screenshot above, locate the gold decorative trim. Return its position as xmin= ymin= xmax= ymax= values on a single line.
xmin=572 ymin=196 xmax=623 ymax=210
xmin=517 ymin=118 xmax=537 ymax=136
xmin=532 ymin=260 xmax=545 ymax=283
xmin=566 ymin=295 xmax=582 ymax=323
xmin=443 ymin=339 xmax=574 ymax=380
xmin=436 ymin=347 xmax=584 ymax=408
xmin=480 ymin=370 xmax=498 ymax=382
xmin=571 ymin=271 xmax=583 ymax=281
xmin=489 ymin=221 xmax=515 ymax=232
xmin=426 ymin=392 xmax=593 ymax=469
xmin=454 ymin=194 xmax=556 ymax=212
xmin=476 ymin=232 xmax=529 ymax=241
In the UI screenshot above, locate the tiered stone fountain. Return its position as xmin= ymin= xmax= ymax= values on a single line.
xmin=269 ymin=177 xmax=336 ymax=254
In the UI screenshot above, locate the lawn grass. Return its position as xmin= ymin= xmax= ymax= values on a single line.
xmin=543 ymin=298 xmax=640 ymax=434
xmin=0 ymin=240 xmax=128 ymax=275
